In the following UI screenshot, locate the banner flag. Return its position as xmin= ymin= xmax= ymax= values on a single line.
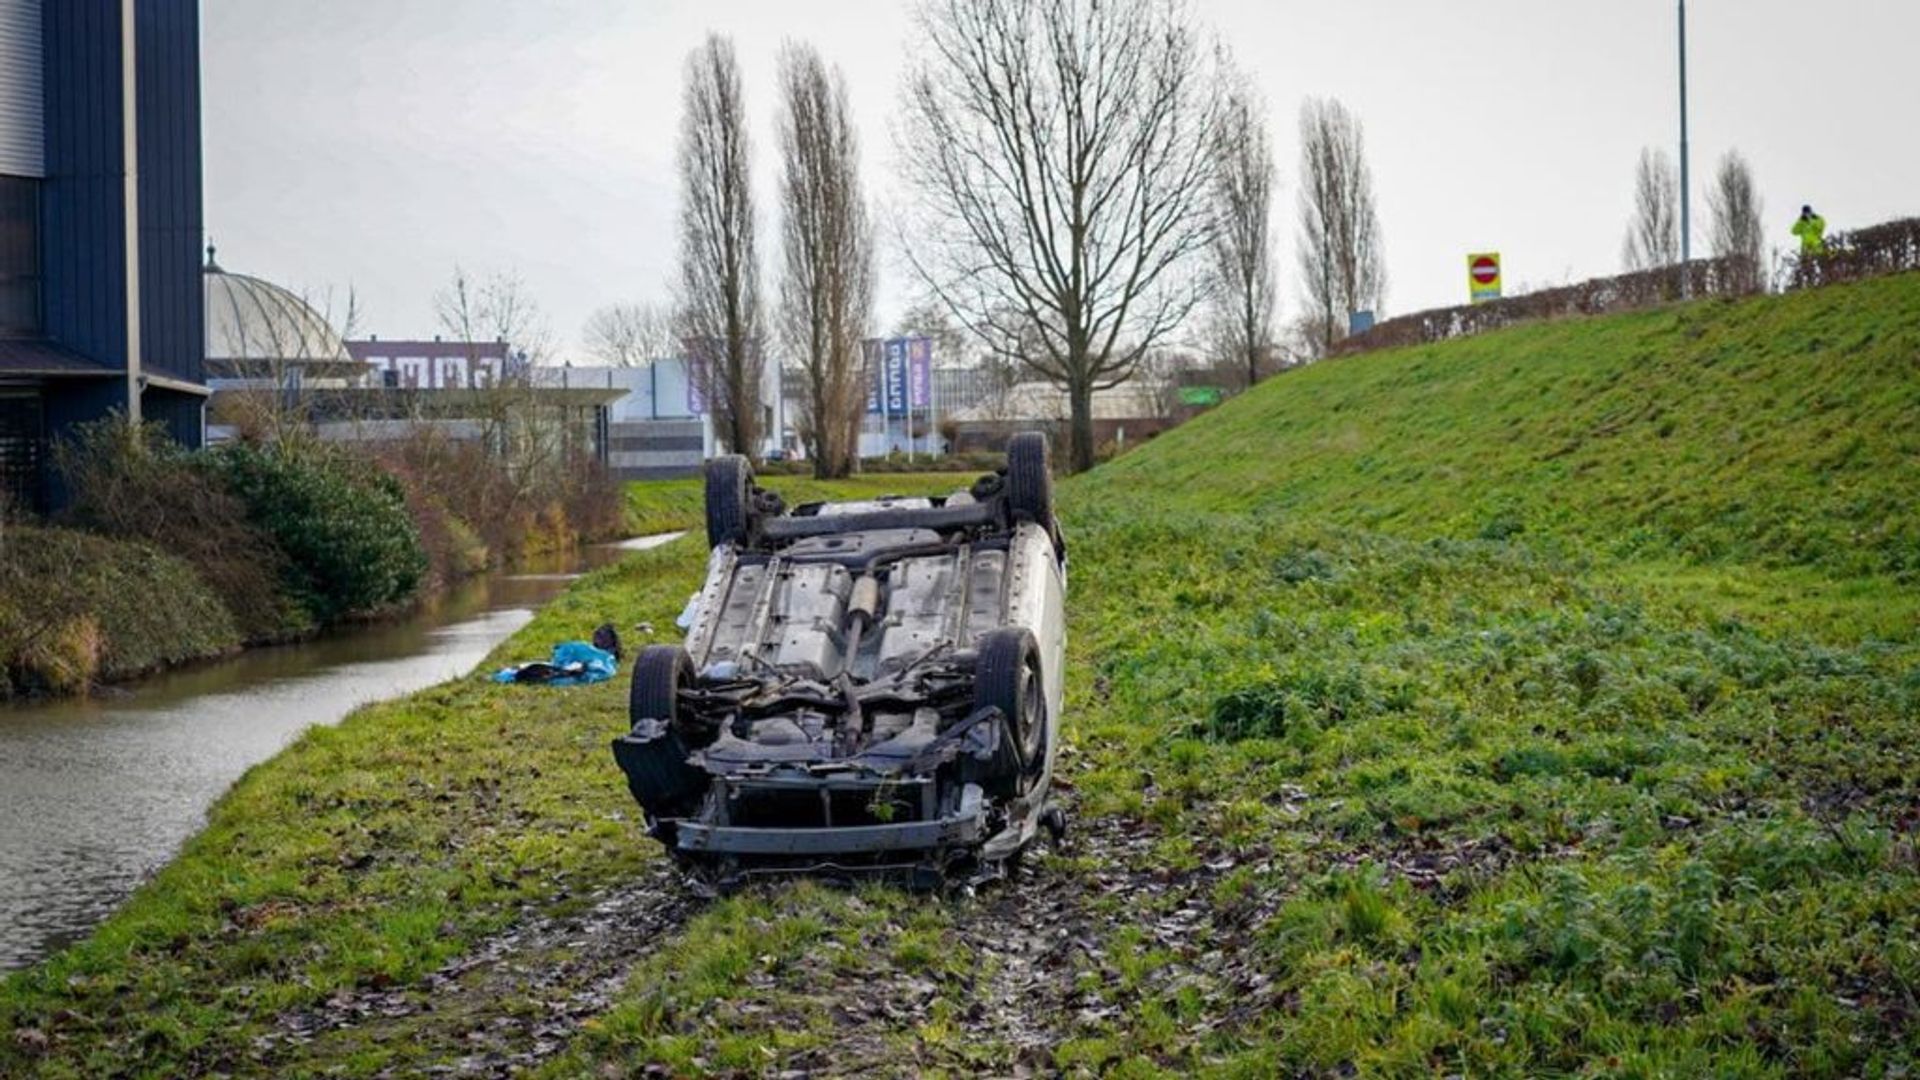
xmin=908 ymin=337 xmax=932 ymax=409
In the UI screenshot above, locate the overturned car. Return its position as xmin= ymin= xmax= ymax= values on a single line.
xmin=613 ymin=433 xmax=1066 ymax=891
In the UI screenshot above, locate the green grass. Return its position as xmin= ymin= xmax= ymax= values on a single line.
xmin=1054 ymin=510 xmax=1918 ymax=1074
xmin=1 ymin=525 xmax=243 ymax=697
xmin=1094 ymin=276 xmax=1920 ymax=585
xmin=1019 ymin=274 xmax=1920 ymax=1074
xmin=624 ymin=472 xmax=982 ymax=536
xmin=6 ymin=275 xmax=1920 ymax=1076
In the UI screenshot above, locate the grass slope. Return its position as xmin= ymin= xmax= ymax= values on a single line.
xmin=625 ymin=473 xmax=980 ymax=537
xmin=1098 ymin=275 xmax=1919 ymax=583
xmin=5 ymin=278 xmax=1919 ymax=1077
xmin=1 ymin=526 xmax=243 ymax=697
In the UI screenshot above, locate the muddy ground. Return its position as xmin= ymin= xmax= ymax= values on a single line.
xmin=248 ymin=794 xmax=1292 ymax=1077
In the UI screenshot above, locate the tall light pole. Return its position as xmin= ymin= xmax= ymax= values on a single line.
xmin=1678 ymin=0 xmax=1691 ymax=266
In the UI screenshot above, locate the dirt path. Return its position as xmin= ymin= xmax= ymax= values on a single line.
xmin=257 ymin=862 xmax=693 ymax=1077
xmin=254 ymin=792 xmax=1297 ymax=1076
xmin=767 ymin=805 xmax=1293 ymax=1076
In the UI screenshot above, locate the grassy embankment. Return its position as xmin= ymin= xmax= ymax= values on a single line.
xmin=0 ymin=526 xmax=243 ymax=695
xmin=5 ymin=275 xmax=1920 ymax=1076
xmin=553 ymin=274 xmax=1920 ymax=1076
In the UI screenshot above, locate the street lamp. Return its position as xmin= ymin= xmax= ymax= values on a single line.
xmin=1678 ymin=0 xmax=1691 ymax=266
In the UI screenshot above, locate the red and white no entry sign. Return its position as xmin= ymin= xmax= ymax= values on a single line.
xmin=1466 ymin=252 xmax=1502 ymax=303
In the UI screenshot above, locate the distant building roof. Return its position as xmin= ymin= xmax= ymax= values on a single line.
xmin=345 ymin=338 xmax=517 ymax=362
xmin=946 ymin=379 xmax=1167 ymax=423
xmin=204 ymin=250 xmax=363 ymax=379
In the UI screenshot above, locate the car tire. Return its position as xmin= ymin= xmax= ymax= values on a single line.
xmin=615 ymin=644 xmax=705 ymax=823
xmin=972 ymin=627 xmax=1046 ymax=797
xmin=705 ymin=455 xmax=755 ymax=549
xmin=629 ymin=644 xmax=693 ymax=729
xmin=1005 ymin=432 xmax=1053 ymax=528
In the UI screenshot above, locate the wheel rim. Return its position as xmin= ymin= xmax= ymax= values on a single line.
xmin=1017 ymin=661 xmax=1045 ymax=774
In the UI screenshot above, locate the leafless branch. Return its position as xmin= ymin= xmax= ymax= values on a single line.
xmin=1622 ymin=147 xmax=1680 ymax=272
xmin=1707 ymin=149 xmax=1764 ymax=292
xmin=676 ymin=34 xmax=765 ymax=459
xmin=898 ymin=0 xmax=1221 ymax=471
xmin=1207 ymin=60 xmax=1276 ymax=387
xmin=1296 ymin=96 xmax=1385 ymax=359
xmin=777 ymin=42 xmax=874 ymax=478
xmin=582 ymin=302 xmax=675 ymax=367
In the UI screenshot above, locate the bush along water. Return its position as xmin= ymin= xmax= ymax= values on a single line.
xmin=0 ymin=523 xmax=242 ymax=697
xmin=206 ymin=443 xmax=427 ymax=624
xmin=2 ymin=423 xmax=432 ymax=697
xmin=53 ymin=419 xmax=311 ymax=641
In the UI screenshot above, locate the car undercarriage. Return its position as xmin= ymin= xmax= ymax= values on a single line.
xmin=613 ymin=434 xmax=1067 ymax=893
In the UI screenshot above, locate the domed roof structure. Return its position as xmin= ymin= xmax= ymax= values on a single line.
xmin=203 ymin=246 xmax=367 ymax=383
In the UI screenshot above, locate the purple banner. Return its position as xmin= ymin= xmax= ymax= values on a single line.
xmin=884 ymin=338 xmax=909 ymax=414
xmin=865 ymin=339 xmax=882 ymax=414
xmin=908 ymin=337 xmax=932 ymax=409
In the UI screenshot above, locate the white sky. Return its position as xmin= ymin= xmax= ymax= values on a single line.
xmin=203 ymin=0 xmax=1920 ymax=363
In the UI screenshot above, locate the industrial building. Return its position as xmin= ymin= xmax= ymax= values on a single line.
xmin=0 ymin=0 xmax=207 ymax=510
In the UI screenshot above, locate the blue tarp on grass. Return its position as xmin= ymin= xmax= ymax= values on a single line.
xmin=491 ymin=641 xmax=619 ymax=687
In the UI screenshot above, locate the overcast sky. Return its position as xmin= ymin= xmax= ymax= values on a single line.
xmin=203 ymin=0 xmax=1919 ymax=363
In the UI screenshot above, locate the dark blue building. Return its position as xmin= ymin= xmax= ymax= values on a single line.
xmin=0 ymin=0 xmax=205 ymax=510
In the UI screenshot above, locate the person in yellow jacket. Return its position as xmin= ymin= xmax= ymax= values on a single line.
xmin=1792 ymin=205 xmax=1827 ymax=255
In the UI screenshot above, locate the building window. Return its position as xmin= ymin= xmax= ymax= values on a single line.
xmin=0 ymin=176 xmax=40 ymax=338
xmin=0 ymin=392 xmax=44 ymax=511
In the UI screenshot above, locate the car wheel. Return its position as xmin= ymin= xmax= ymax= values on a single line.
xmin=1005 ymin=432 xmax=1053 ymax=528
xmin=629 ymin=644 xmax=693 ymax=729
xmin=615 ymin=644 xmax=706 ymax=822
xmin=973 ymin=627 xmax=1046 ymax=797
xmin=704 ymin=455 xmax=756 ymax=548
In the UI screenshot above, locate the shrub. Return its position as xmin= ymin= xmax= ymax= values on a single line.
xmin=208 ymin=444 xmax=427 ymax=623
xmin=370 ymin=447 xmax=490 ymax=589
xmin=54 ymin=419 xmax=312 ymax=641
xmin=1203 ymin=662 xmax=1414 ymax=741
xmin=560 ymin=455 xmax=626 ymax=542
xmin=369 ymin=431 xmax=625 ymax=565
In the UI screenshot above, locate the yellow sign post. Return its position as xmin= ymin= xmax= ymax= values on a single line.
xmin=1467 ymin=252 xmax=1502 ymax=304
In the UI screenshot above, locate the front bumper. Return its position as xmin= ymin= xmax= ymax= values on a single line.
xmin=675 ymin=780 xmax=985 ymax=856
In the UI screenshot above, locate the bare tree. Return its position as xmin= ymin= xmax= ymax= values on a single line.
xmin=1707 ymin=149 xmax=1764 ymax=292
xmin=1208 ymin=64 xmax=1277 ymax=388
xmin=899 ymin=0 xmax=1220 ymax=473
xmin=1136 ymin=346 xmax=1203 ymax=419
xmin=1622 ymin=147 xmax=1680 ymax=272
xmin=777 ymin=43 xmax=873 ymax=479
xmin=1297 ymin=97 xmax=1385 ymax=358
xmin=582 ymin=302 xmax=674 ymax=367
xmin=892 ymin=301 xmax=974 ymax=372
xmin=434 ymin=267 xmax=573 ymax=500
xmin=436 ymin=266 xmax=553 ymax=365
xmin=676 ymin=34 xmax=764 ymax=459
